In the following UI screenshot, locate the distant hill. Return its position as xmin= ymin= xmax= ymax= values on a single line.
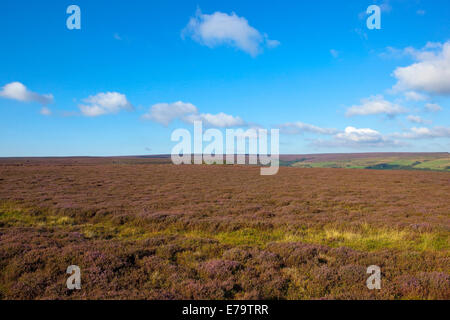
xmin=2 ymin=153 xmax=449 ymax=171
xmin=281 ymin=152 xmax=450 ymax=172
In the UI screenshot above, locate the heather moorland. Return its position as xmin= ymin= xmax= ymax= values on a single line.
xmin=0 ymin=157 xmax=448 ymax=299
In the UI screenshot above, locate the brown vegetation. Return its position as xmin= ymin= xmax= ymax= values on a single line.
xmin=0 ymin=158 xmax=448 ymax=299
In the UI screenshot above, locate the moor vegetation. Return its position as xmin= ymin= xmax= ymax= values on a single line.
xmin=0 ymin=157 xmax=448 ymax=299
xmin=284 ymin=152 xmax=450 ymax=171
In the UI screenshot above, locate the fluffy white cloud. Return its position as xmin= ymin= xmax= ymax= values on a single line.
xmin=79 ymin=92 xmax=133 ymax=117
xmin=336 ymin=127 xmax=384 ymax=143
xmin=265 ymin=37 xmax=280 ymax=49
xmin=0 ymin=82 xmax=53 ymax=105
xmin=183 ymin=112 xmax=244 ymax=128
xmin=346 ymin=95 xmax=408 ymax=117
xmin=381 ymin=42 xmax=443 ymax=60
xmin=407 ymin=115 xmax=431 ymax=124
xmin=279 ymin=122 xmax=337 ymax=135
xmin=392 ymin=126 xmax=450 ymax=139
xmin=425 ymin=103 xmax=443 ymax=112
xmin=313 ymin=126 xmax=400 ymax=148
xmin=182 ymin=9 xmax=279 ymax=56
xmin=141 ymin=101 xmax=198 ymax=126
xmin=142 ymin=101 xmax=245 ymax=128
xmin=393 ymin=41 xmax=450 ymax=95
xmin=280 ymin=119 xmax=409 ymax=148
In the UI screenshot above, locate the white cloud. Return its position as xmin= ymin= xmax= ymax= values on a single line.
xmin=346 ymin=95 xmax=408 ymax=117
xmin=279 ymin=122 xmax=337 ymax=135
xmin=265 ymin=35 xmax=280 ymax=48
xmin=313 ymin=126 xmax=400 ymax=148
xmin=381 ymin=42 xmax=443 ymax=61
xmin=279 ymin=119 xmax=407 ymax=149
xmin=378 ymin=47 xmax=403 ymax=59
xmin=0 ymin=82 xmax=53 ymax=105
xmin=142 ymin=101 xmax=198 ymax=126
xmin=142 ymin=101 xmax=245 ymax=128
xmin=404 ymin=91 xmax=427 ymax=101
xmin=40 ymin=107 xmax=52 ymax=116
xmin=425 ymin=103 xmax=443 ymax=112
xmin=182 ymin=9 xmax=279 ymax=56
xmin=393 ymin=41 xmax=450 ymax=95
xmin=392 ymin=126 xmax=450 ymax=139
xmin=330 ymin=49 xmax=339 ymax=58
xmin=336 ymin=127 xmax=384 ymax=143
xmin=79 ymin=92 xmax=133 ymax=117
xmin=407 ymin=115 xmax=431 ymax=124
xmin=183 ymin=112 xmax=244 ymax=128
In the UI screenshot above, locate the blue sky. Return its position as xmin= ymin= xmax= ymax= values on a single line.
xmin=0 ymin=0 xmax=449 ymax=156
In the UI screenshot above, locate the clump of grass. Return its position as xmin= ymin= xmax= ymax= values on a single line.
xmin=207 ymin=225 xmax=448 ymax=252
xmin=216 ymin=228 xmax=283 ymax=246
xmin=2 ymin=202 xmax=447 ymax=252
xmin=0 ymin=202 xmax=74 ymax=228
xmin=419 ymin=233 xmax=449 ymax=251
xmin=300 ymin=226 xmax=411 ymax=251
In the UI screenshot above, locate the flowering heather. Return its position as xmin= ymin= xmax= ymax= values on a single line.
xmin=0 ymin=158 xmax=448 ymax=299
